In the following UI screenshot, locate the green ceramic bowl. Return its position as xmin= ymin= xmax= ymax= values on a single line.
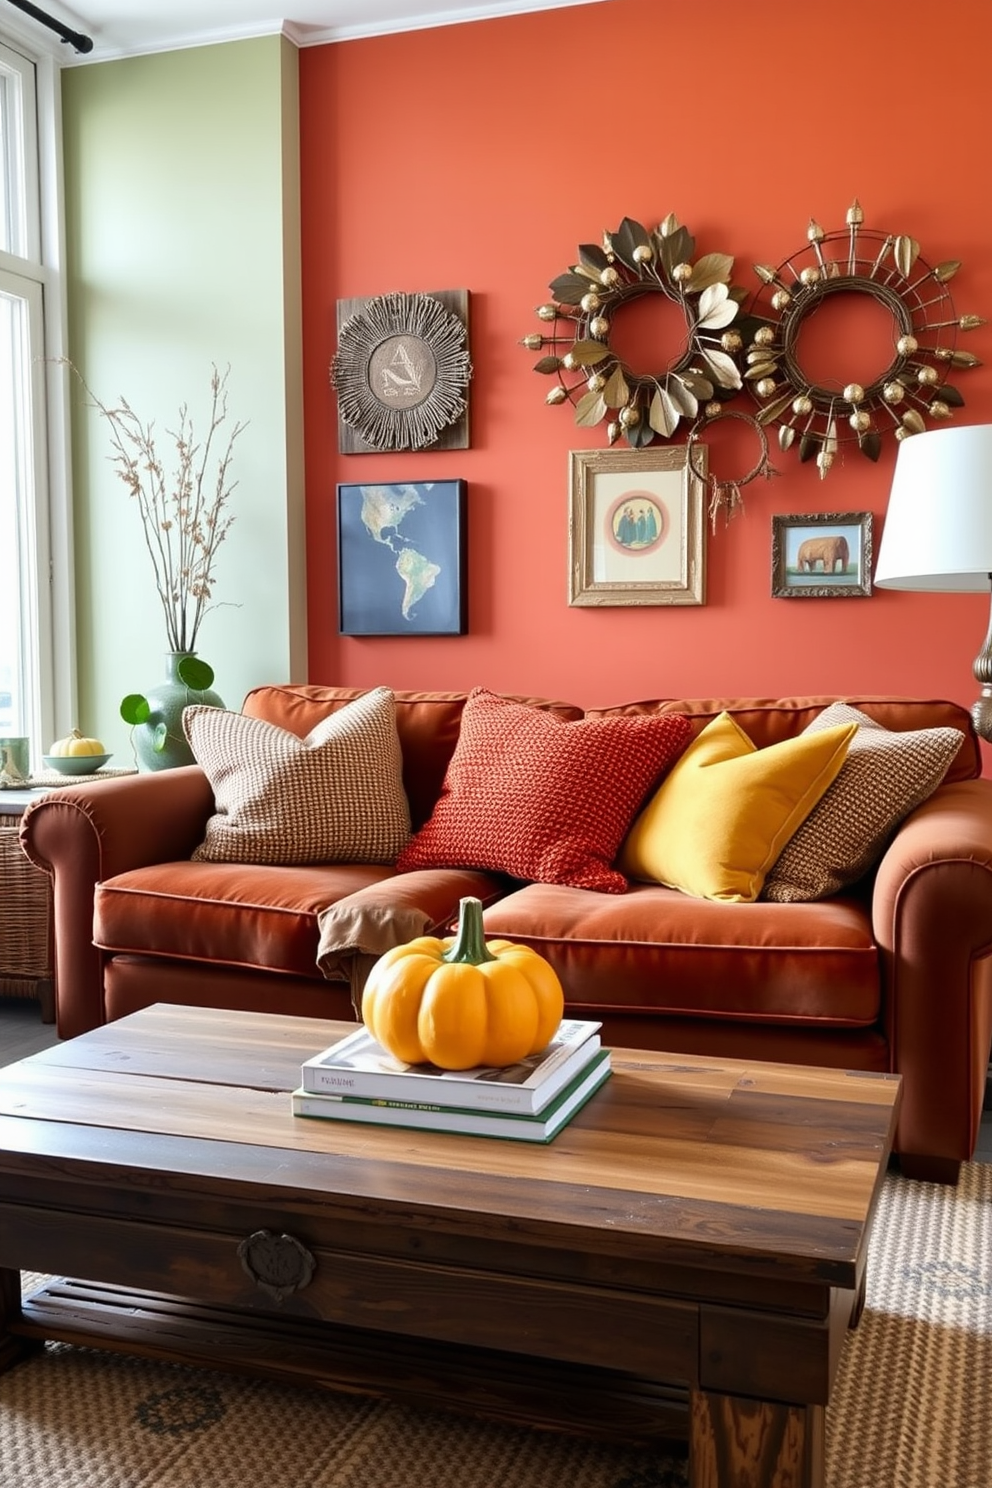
xmin=42 ymin=753 xmax=112 ymax=775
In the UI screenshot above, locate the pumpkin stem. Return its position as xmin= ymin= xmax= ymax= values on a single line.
xmin=442 ymin=896 xmax=497 ymax=965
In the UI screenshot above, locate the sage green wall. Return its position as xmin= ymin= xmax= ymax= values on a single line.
xmin=61 ymin=35 xmax=305 ymax=762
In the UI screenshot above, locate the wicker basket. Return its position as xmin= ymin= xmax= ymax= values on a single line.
xmin=0 ymin=821 xmax=53 ymax=1014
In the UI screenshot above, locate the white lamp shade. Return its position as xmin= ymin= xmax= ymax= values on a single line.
xmin=874 ymin=423 xmax=992 ymax=592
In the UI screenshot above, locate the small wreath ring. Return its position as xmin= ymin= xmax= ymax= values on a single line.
xmin=687 ymin=408 xmax=777 ymax=531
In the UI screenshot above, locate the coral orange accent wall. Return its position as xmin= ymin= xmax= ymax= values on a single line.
xmin=299 ymin=0 xmax=992 ymax=737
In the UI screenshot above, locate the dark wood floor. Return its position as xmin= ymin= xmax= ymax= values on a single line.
xmin=2 ymin=995 xmax=990 ymax=1160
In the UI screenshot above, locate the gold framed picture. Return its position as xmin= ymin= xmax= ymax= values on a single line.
xmin=568 ymin=446 xmax=706 ymax=607
xmin=771 ymin=511 xmax=873 ymax=599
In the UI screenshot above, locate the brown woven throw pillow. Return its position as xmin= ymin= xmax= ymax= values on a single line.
xmin=185 ymin=686 xmax=411 ymax=865
xmin=762 ymin=702 xmax=963 ymax=903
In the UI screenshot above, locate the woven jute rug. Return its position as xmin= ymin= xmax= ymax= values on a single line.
xmin=1 ymin=1163 xmax=989 ymax=1488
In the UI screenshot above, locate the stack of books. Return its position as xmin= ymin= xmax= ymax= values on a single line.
xmin=292 ymin=1018 xmax=610 ymax=1143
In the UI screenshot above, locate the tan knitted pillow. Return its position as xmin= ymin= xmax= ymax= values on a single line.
xmin=185 ymin=686 xmax=411 ymax=865
xmin=762 ymin=702 xmax=963 ymax=903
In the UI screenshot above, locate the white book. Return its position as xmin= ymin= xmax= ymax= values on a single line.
xmin=300 ymin=1018 xmax=603 ymax=1116
xmin=291 ymin=1050 xmax=612 ymax=1144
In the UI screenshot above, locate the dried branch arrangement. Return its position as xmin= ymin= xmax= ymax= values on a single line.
xmin=71 ymin=363 xmax=245 ymax=652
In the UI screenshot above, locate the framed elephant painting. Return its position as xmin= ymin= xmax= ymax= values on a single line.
xmin=771 ymin=511 xmax=873 ymax=599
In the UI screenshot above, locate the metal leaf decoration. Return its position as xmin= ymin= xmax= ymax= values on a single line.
xmin=696 ymin=283 xmax=739 ymax=331
xmin=567 ymin=340 xmax=611 ymax=366
xmin=893 ymin=235 xmax=920 ymax=278
xmin=689 ymin=253 xmax=735 ymax=292
xmin=701 ymin=349 xmax=743 ymax=391
xmin=523 ymin=213 xmax=743 ymax=446
xmin=603 ymin=366 xmax=630 ymax=408
xmin=549 ymin=273 xmax=590 ymax=305
xmin=665 ymin=376 xmax=698 ymax=419
xmin=578 ymin=243 xmax=610 ymax=274
xmin=574 ymin=390 xmax=608 ymax=427
xmin=648 ymin=386 xmax=679 ymax=438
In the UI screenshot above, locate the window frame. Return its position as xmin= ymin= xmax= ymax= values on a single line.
xmin=0 ymin=29 xmax=75 ymax=758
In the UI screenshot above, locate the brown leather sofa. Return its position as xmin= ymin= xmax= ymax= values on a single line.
xmin=20 ymin=684 xmax=992 ymax=1183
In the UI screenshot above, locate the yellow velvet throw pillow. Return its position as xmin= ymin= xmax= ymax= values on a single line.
xmin=619 ymin=711 xmax=858 ymax=903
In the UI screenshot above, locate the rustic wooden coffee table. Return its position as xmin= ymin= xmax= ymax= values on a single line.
xmin=0 ymin=1004 xmax=899 ymax=1488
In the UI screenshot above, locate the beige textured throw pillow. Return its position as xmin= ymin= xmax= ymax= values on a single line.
xmin=185 ymin=686 xmax=411 ymax=865
xmin=762 ymin=702 xmax=963 ymax=903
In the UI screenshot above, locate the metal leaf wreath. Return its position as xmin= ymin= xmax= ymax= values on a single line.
xmin=740 ymin=200 xmax=986 ymax=478
xmin=521 ymin=214 xmax=746 ymax=448
xmin=331 ymin=291 xmax=472 ymax=452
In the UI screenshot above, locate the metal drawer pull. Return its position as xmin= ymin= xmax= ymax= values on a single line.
xmin=237 ymin=1229 xmax=316 ymax=1302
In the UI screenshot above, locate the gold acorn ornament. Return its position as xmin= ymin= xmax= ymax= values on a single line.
xmin=743 ymin=201 xmax=985 ymax=473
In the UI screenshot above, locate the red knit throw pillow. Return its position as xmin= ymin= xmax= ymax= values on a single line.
xmin=396 ymin=689 xmax=692 ymax=893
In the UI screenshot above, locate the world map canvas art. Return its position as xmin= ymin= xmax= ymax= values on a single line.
xmin=337 ymin=479 xmax=467 ymax=636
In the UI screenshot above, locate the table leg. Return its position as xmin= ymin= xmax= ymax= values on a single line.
xmin=690 ymin=1388 xmax=824 ymax=1488
xmin=0 ymin=1266 xmax=29 ymax=1373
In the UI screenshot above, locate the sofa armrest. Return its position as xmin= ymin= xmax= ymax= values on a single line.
xmin=872 ymin=778 xmax=992 ymax=1172
xmin=19 ymin=767 xmax=215 ymax=1038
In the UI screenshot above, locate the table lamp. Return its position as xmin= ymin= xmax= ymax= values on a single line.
xmin=874 ymin=423 xmax=992 ymax=741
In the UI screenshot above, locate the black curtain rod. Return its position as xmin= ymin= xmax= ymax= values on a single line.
xmin=5 ymin=0 xmax=94 ymax=53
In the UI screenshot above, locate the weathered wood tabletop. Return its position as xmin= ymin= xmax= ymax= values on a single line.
xmin=0 ymin=1003 xmax=901 ymax=1488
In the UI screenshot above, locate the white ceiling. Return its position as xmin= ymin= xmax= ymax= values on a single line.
xmin=3 ymin=0 xmax=607 ymax=62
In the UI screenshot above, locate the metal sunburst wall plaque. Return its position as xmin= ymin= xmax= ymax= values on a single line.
xmin=331 ymin=290 xmax=472 ymax=453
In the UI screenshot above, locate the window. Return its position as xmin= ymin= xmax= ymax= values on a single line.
xmin=0 ymin=34 xmax=69 ymax=753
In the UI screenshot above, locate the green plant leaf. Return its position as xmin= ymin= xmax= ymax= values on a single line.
xmin=177 ymin=656 xmax=215 ymax=690
xmin=120 ymin=693 xmax=150 ymax=725
xmin=151 ymin=722 xmax=169 ymax=752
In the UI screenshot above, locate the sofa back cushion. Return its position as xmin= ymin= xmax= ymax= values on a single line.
xmin=588 ymin=695 xmax=980 ymax=783
xmin=241 ymin=685 xmax=584 ymax=830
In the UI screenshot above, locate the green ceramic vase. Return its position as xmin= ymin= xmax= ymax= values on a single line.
xmin=123 ymin=652 xmax=224 ymax=772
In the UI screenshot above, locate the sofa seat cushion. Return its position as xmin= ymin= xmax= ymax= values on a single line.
xmin=481 ymin=882 xmax=880 ymax=1027
xmin=95 ymin=861 xmax=400 ymax=978
xmin=95 ymin=861 xmax=509 ymax=982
